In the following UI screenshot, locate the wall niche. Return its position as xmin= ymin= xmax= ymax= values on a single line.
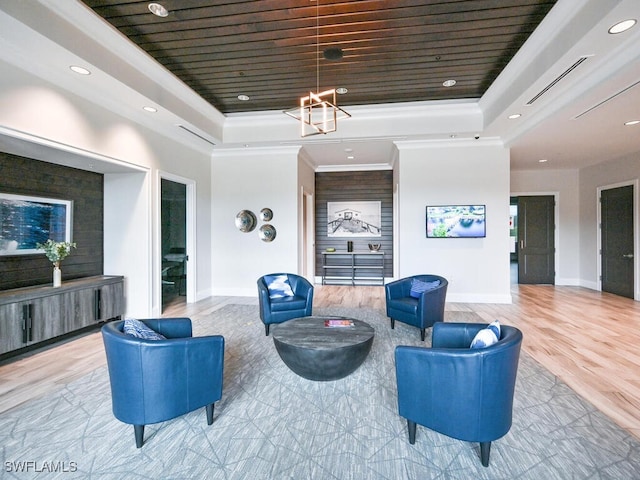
xmin=0 ymin=152 xmax=104 ymax=290
xmin=315 ymin=170 xmax=393 ymax=280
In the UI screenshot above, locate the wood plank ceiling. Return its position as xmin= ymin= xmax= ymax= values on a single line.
xmin=80 ymin=0 xmax=557 ymax=114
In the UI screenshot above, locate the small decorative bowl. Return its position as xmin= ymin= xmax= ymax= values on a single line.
xmin=326 ymin=247 xmax=336 ymax=252
xmin=368 ymin=243 xmax=381 ymax=251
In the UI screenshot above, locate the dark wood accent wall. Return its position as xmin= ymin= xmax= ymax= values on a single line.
xmin=0 ymin=153 xmax=104 ymax=291
xmin=315 ymin=170 xmax=393 ymax=278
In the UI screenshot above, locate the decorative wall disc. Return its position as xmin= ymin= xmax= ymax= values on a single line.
xmin=259 ymin=224 xmax=276 ymax=242
xmin=260 ymin=208 xmax=273 ymax=222
xmin=235 ymin=210 xmax=257 ymax=232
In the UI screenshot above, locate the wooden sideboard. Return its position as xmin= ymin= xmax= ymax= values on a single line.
xmin=0 ymin=275 xmax=124 ymax=358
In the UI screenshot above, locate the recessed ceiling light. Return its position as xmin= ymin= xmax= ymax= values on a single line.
xmin=237 ymin=94 xmax=250 ymax=101
xmin=70 ymin=65 xmax=91 ymax=75
xmin=148 ymin=3 xmax=169 ymax=17
xmin=336 ymin=87 xmax=348 ymax=95
xmin=347 ymin=155 xmax=355 ymax=160
xmin=624 ymin=120 xmax=640 ymax=126
xmin=608 ymin=19 xmax=636 ymax=34
xmin=508 ymin=113 xmax=521 ymax=119
xmin=539 ymin=159 xmax=548 ymax=163
xmin=442 ymin=79 xmax=456 ymax=87
xmin=143 ymin=106 xmax=157 ymax=113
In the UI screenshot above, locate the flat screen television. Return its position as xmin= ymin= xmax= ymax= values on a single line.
xmin=426 ymin=205 xmax=486 ymax=238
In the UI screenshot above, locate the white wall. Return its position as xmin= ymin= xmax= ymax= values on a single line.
xmin=104 ymin=173 xmax=150 ymax=316
xmin=395 ymin=140 xmax=511 ymax=303
xmin=510 ymin=168 xmax=580 ymax=285
xmin=211 ymin=146 xmax=302 ymax=296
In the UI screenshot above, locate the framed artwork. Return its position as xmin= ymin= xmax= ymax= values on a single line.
xmin=327 ymin=201 xmax=381 ymax=237
xmin=0 ymin=193 xmax=73 ymax=256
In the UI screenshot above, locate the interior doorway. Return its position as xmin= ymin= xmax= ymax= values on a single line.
xmin=161 ymin=178 xmax=187 ymax=311
xmin=600 ymin=184 xmax=635 ymax=299
xmin=510 ymin=195 xmax=556 ymax=285
xmin=509 ymin=198 xmax=518 ymax=284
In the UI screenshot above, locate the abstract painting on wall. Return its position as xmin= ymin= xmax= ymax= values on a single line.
xmin=0 ymin=193 xmax=72 ymax=255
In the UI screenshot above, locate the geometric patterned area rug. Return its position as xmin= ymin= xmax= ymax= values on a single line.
xmin=1 ymin=304 xmax=639 ymax=479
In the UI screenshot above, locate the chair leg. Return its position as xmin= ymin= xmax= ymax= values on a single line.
xmin=420 ymin=328 xmax=426 ymax=341
xmin=206 ymin=403 xmax=215 ymax=425
xmin=407 ymin=420 xmax=417 ymax=445
xmin=480 ymin=441 xmax=491 ymax=467
xmin=390 ymin=318 xmax=395 ymax=329
xmin=134 ymin=424 xmax=144 ymax=448
xmin=265 ymin=324 xmax=270 ymax=336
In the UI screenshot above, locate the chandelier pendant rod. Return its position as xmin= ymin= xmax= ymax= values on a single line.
xmin=316 ymin=0 xmax=319 ymax=93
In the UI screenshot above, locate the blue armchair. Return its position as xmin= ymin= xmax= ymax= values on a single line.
xmin=395 ymin=322 xmax=523 ymax=467
xmin=257 ymin=273 xmax=314 ymax=335
xmin=385 ymin=274 xmax=448 ymax=340
xmin=101 ymin=318 xmax=225 ymax=448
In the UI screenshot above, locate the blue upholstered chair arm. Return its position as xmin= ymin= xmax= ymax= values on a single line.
xmin=142 ymin=317 xmax=192 ymax=338
xmin=289 ymin=274 xmax=314 ymax=306
xmin=385 ymin=277 xmax=411 ymax=301
xmin=257 ymin=279 xmax=272 ymax=321
xmin=431 ymin=321 xmax=484 ymax=348
xmin=416 ymin=282 xmax=448 ymax=320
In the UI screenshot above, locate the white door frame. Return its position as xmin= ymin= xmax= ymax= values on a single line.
xmin=301 ymin=186 xmax=315 ymax=282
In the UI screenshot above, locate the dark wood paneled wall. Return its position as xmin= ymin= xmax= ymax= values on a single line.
xmin=0 ymin=153 xmax=104 ymax=290
xmin=315 ymin=170 xmax=393 ymax=278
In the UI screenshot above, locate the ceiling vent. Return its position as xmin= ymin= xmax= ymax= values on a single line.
xmin=575 ymin=79 xmax=640 ymax=119
xmin=526 ymin=56 xmax=590 ymax=105
xmin=177 ymin=125 xmax=216 ymax=146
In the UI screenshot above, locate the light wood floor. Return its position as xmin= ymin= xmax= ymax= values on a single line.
xmin=1 ymin=283 xmax=639 ymax=440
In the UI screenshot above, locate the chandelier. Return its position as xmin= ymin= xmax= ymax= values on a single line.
xmin=284 ymin=1 xmax=350 ymax=137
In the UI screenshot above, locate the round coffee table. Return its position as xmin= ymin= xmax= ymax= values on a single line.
xmin=271 ymin=316 xmax=375 ymax=381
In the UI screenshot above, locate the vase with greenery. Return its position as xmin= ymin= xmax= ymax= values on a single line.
xmin=36 ymin=239 xmax=77 ymax=287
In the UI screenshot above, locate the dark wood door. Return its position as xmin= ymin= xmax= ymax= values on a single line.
xmin=518 ymin=196 xmax=555 ymax=284
xmin=601 ymin=185 xmax=634 ymax=298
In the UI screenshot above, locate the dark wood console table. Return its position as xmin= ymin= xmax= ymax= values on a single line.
xmin=0 ymin=275 xmax=124 ymax=358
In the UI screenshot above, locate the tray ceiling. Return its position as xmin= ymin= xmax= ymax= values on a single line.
xmin=81 ymin=0 xmax=556 ymax=114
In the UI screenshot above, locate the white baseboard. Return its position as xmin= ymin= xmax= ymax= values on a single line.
xmin=446 ymin=293 xmax=513 ymax=304
xmin=555 ymin=277 xmax=581 ymax=286
xmin=196 ymin=288 xmax=214 ymax=302
xmin=211 ymin=287 xmax=257 ymax=297
xmin=579 ymin=279 xmax=600 ymax=291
